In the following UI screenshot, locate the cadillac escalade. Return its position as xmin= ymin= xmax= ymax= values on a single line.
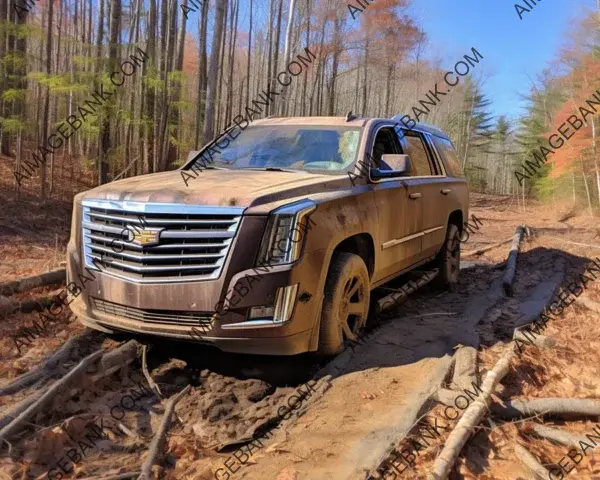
xmin=66 ymin=115 xmax=469 ymax=356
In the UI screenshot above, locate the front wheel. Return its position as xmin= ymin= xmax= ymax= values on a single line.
xmin=317 ymin=252 xmax=370 ymax=356
xmin=434 ymin=223 xmax=461 ymax=291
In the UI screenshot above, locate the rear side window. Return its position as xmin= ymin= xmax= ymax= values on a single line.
xmin=404 ymin=132 xmax=434 ymax=176
xmin=432 ymin=137 xmax=464 ymax=177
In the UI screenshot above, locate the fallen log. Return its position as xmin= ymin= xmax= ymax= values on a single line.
xmin=514 ymin=444 xmax=549 ymax=480
xmin=427 ymin=345 xmax=515 ymax=480
xmin=502 ymin=225 xmax=527 ymax=297
xmin=462 ymin=237 xmax=513 ymax=257
xmin=71 ymin=341 xmax=142 ymax=394
xmin=138 ymin=385 xmax=191 ymax=480
xmin=522 ymin=423 xmax=586 ymax=448
xmin=0 ymin=288 xmax=64 ymax=317
xmin=491 ymin=398 xmax=600 ymax=420
xmin=0 ymin=269 xmax=65 ymax=297
xmin=0 ymin=349 xmax=104 ymax=444
xmin=0 ymin=330 xmax=94 ymax=396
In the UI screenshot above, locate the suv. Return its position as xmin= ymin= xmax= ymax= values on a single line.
xmin=67 ymin=116 xmax=468 ymax=356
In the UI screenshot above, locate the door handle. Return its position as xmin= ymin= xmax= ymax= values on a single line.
xmin=441 ymin=189 xmax=451 ymax=195
xmin=409 ymin=193 xmax=421 ymax=200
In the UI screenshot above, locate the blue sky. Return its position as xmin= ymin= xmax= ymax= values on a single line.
xmin=408 ymin=0 xmax=597 ymax=120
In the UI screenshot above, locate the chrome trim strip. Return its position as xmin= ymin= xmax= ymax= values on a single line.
xmin=82 ymin=221 xmax=126 ymax=235
xmin=423 ymin=226 xmax=444 ymax=235
xmin=85 ymin=233 xmax=229 ymax=251
xmin=88 ymin=254 xmax=222 ymax=272
xmin=160 ymin=230 xmax=235 ymax=239
xmin=88 ymin=244 xmax=223 ymax=261
xmin=82 ymin=199 xmax=245 ymax=216
xmin=221 ymin=319 xmax=286 ymax=330
xmin=88 ymin=211 xmax=237 ymax=225
xmin=382 ymin=231 xmax=423 ymax=250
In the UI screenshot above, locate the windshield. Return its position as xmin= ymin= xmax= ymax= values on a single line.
xmin=185 ymin=125 xmax=362 ymax=174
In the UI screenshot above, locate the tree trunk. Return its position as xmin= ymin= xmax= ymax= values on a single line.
xmin=40 ymin=0 xmax=55 ymax=200
xmin=202 ymin=0 xmax=226 ymax=143
xmin=144 ymin=0 xmax=156 ymax=173
xmin=279 ymin=0 xmax=296 ymax=115
xmin=195 ymin=0 xmax=208 ymax=148
xmin=245 ymin=0 xmax=253 ymax=107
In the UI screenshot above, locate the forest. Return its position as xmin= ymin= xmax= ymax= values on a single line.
xmin=0 ymin=0 xmax=599 ymax=213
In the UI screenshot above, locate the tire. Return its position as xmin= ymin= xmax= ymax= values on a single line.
xmin=317 ymin=252 xmax=371 ymax=356
xmin=434 ymin=223 xmax=461 ymax=291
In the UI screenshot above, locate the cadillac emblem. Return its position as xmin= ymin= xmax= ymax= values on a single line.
xmin=131 ymin=228 xmax=162 ymax=247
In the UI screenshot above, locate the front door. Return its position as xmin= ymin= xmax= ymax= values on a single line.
xmin=368 ymin=124 xmax=424 ymax=285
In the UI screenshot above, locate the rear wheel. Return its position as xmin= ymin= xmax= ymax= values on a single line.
xmin=318 ymin=252 xmax=370 ymax=356
xmin=434 ymin=223 xmax=461 ymax=291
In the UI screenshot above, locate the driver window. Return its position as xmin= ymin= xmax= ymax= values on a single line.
xmin=371 ymin=128 xmax=402 ymax=170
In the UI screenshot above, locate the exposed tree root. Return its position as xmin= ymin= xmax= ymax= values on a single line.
xmin=0 ymin=269 xmax=65 ymax=296
xmin=522 ymin=423 xmax=586 ymax=448
xmin=76 ymin=472 xmax=141 ymax=480
xmin=463 ymin=237 xmax=513 ymax=257
xmin=141 ymin=345 xmax=163 ymax=399
xmin=0 ymin=349 xmax=104 ymax=444
xmin=513 ymin=443 xmax=549 ymax=479
xmin=0 ymin=390 xmax=44 ymax=430
xmin=427 ymin=345 xmax=515 ymax=480
xmin=375 ymin=270 xmax=438 ymax=315
xmin=491 ymin=398 xmax=600 ymax=420
xmin=502 ymin=225 xmax=527 ymax=297
xmin=138 ymin=385 xmax=191 ymax=480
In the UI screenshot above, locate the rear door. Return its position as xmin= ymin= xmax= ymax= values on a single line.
xmin=399 ymin=129 xmax=449 ymax=260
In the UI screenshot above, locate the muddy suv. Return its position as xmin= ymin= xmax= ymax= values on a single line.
xmin=67 ymin=115 xmax=468 ymax=356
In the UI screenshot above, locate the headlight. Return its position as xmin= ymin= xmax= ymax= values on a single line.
xmin=256 ymin=199 xmax=316 ymax=266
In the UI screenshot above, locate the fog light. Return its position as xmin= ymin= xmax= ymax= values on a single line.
xmin=249 ymin=306 xmax=275 ymax=319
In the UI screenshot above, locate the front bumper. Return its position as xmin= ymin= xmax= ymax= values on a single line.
xmin=66 ymin=232 xmax=327 ymax=355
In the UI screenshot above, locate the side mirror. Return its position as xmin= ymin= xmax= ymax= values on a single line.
xmin=371 ymin=154 xmax=414 ymax=180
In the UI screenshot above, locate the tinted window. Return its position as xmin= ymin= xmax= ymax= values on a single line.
xmin=371 ymin=127 xmax=402 ymax=170
xmin=404 ymin=133 xmax=434 ymax=176
xmin=432 ymin=137 xmax=464 ymax=177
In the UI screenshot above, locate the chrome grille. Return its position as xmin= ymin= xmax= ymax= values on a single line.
xmin=81 ymin=200 xmax=244 ymax=283
xmin=92 ymin=297 xmax=213 ymax=326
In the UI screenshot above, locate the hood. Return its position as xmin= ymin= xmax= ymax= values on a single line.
xmin=80 ymin=169 xmax=350 ymax=213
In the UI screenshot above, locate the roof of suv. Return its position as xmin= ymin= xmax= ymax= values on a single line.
xmin=250 ymin=116 xmax=450 ymax=139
